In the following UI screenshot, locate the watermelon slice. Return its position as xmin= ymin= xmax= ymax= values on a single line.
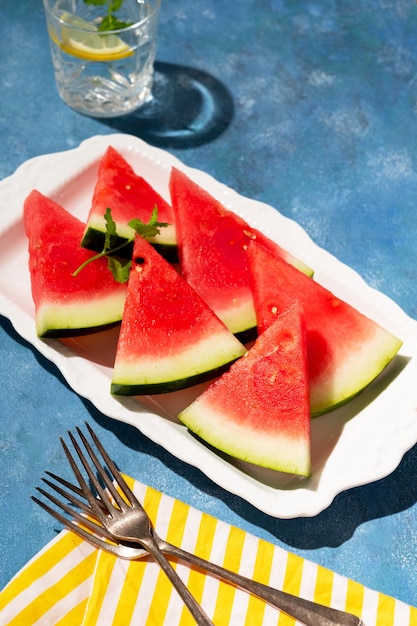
xmin=81 ymin=146 xmax=177 ymax=260
xmin=169 ymin=167 xmax=313 ymax=341
xmin=246 ymin=239 xmax=403 ymax=416
xmin=24 ymin=190 xmax=127 ymax=338
xmin=179 ymin=303 xmax=311 ymax=476
xmin=111 ymin=234 xmax=247 ymax=395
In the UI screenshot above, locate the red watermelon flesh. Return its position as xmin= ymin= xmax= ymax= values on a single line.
xmin=24 ymin=190 xmax=127 ymax=338
xmin=178 ymin=303 xmax=311 ymax=476
xmin=246 ymin=239 xmax=403 ymax=416
xmin=111 ymin=234 xmax=247 ymax=395
xmin=81 ymin=146 xmax=176 ymax=259
xmin=169 ymin=167 xmax=313 ymax=340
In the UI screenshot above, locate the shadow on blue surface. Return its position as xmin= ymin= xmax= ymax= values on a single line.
xmin=99 ymin=61 xmax=235 ymax=149
xmin=3 ymin=313 xmax=417 ymax=552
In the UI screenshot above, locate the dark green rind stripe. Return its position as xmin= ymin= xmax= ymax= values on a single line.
xmin=40 ymin=320 xmax=121 ymax=339
xmin=235 ymin=325 xmax=257 ymax=344
xmin=80 ymin=227 xmax=178 ymax=263
xmin=111 ymin=358 xmax=241 ymax=396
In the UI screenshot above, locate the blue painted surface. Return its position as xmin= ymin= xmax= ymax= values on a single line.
xmin=1 ymin=0 xmax=417 ymax=611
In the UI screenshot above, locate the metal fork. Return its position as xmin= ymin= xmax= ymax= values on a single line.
xmin=46 ymin=424 xmax=213 ymax=626
xmin=32 ymin=424 xmax=364 ymax=626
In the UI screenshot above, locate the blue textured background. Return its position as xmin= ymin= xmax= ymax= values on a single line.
xmin=1 ymin=0 xmax=417 ymax=611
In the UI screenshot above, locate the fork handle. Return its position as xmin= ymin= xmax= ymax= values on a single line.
xmin=157 ymin=539 xmax=363 ymax=626
xmin=142 ymin=538 xmax=214 ymax=625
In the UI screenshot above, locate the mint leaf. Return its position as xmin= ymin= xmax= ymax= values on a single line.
xmin=72 ymin=206 xmax=168 ymax=283
xmin=83 ymin=0 xmax=132 ymax=33
xmin=128 ymin=205 xmax=169 ymax=240
xmin=107 ymin=255 xmax=131 ymax=283
xmin=103 ymin=207 xmax=117 ymax=251
xmin=109 ymin=0 xmax=124 ymax=12
xmin=98 ymin=15 xmax=132 ymax=31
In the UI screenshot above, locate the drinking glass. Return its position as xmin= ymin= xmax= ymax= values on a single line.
xmin=42 ymin=0 xmax=161 ymax=118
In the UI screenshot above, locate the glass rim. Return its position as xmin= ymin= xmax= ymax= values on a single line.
xmin=43 ymin=0 xmax=161 ymax=34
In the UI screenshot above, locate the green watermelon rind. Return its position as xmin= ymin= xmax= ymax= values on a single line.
xmin=81 ymin=215 xmax=177 ymax=255
xmin=36 ymin=292 xmax=127 ymax=338
xmin=180 ymin=402 xmax=310 ymax=475
xmin=310 ymin=326 xmax=403 ymax=416
xmin=178 ymin=303 xmax=311 ymax=476
xmin=214 ymin=297 xmax=257 ymax=339
xmin=111 ymin=361 xmax=237 ymax=395
xmin=111 ymin=332 xmax=246 ymax=395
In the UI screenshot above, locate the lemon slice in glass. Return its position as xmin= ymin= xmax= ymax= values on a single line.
xmin=57 ymin=12 xmax=133 ymax=62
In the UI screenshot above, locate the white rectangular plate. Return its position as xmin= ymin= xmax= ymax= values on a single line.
xmin=1 ymin=133 xmax=417 ymax=518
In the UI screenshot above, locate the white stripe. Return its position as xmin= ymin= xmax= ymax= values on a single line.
xmin=161 ymin=506 xmax=207 ymax=624
xmin=162 ymin=558 xmax=194 ymax=625
xmin=360 ymin=585 xmax=379 ymax=625
xmin=228 ymin=589 xmax=250 ymax=624
xmin=198 ymin=521 xmax=229 ymax=617
xmin=268 ymin=545 xmax=289 ymax=590
xmin=330 ymin=571 xmax=348 ymax=611
xmin=154 ymin=493 xmax=175 ymax=538
xmin=289 ymin=558 xmax=314 ymax=626
xmin=238 ymin=533 xmax=259 ymax=578
xmin=394 ymin=599 xmax=413 ymax=626
xmin=179 ymin=507 xmax=202 ymax=552
xmin=298 ymin=559 xmax=316 ymax=602
xmin=93 ymin=557 xmax=131 ymax=624
xmin=129 ymin=557 xmax=171 ymax=625
xmin=227 ymin=534 xmax=258 ymax=623
xmin=0 ymin=540 xmax=96 ymax=622
xmin=263 ymin=602 xmax=282 ymax=625
xmin=32 ymin=577 xmax=93 ymax=626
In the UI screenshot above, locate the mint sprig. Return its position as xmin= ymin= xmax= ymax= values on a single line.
xmin=73 ymin=206 xmax=168 ymax=283
xmin=83 ymin=0 xmax=133 ymax=31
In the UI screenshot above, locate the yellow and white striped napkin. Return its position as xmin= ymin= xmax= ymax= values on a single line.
xmin=1 ymin=476 xmax=416 ymax=625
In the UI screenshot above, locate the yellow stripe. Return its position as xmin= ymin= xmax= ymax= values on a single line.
xmin=143 ymin=484 xmax=163 ymax=524
xmin=314 ymin=564 xmax=333 ymax=607
xmin=0 ymin=532 xmax=84 ymax=610
xmin=114 ymin=480 xmax=171 ymax=625
xmin=5 ymin=550 xmax=96 ymax=626
xmin=83 ymin=550 xmax=119 ymax=624
xmin=410 ymin=605 xmax=417 ymax=625
xmin=125 ymin=474 xmax=138 ymax=497
xmin=212 ymin=525 xmax=246 ymax=624
xmin=111 ymin=477 xmax=154 ymax=624
xmin=161 ymin=499 xmax=195 ymax=626
xmin=166 ymin=498 xmax=190 ymax=546
xmin=143 ymin=487 xmax=174 ymax=625
xmin=112 ymin=559 xmax=148 ymax=625
xmin=55 ymin=598 xmax=89 ymax=625
xmin=245 ymin=538 xmax=275 ymax=625
xmin=345 ymin=577 xmax=364 ymax=618
xmin=376 ymin=593 xmax=396 ymax=626
xmin=179 ymin=512 xmax=218 ymax=626
xmin=278 ymin=552 xmax=304 ymax=626
xmin=193 ymin=512 xmax=218 ymax=562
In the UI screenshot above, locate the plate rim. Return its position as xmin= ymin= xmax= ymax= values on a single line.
xmin=1 ymin=132 xmax=417 ymax=518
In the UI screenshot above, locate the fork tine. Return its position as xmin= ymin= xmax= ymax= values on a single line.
xmin=45 ymin=470 xmax=85 ymax=499
xmin=60 ymin=436 xmax=97 ymax=506
xmin=41 ymin=476 xmax=91 ymax=516
xmin=85 ymin=422 xmax=139 ymax=508
xmin=73 ymin=426 xmax=127 ymax=511
xmin=31 ymin=494 xmax=117 ymax=549
xmin=33 ymin=485 xmax=114 ymax=541
xmin=60 ymin=434 xmax=114 ymax=520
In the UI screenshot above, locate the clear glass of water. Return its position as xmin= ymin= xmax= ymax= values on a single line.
xmin=42 ymin=0 xmax=161 ymax=118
